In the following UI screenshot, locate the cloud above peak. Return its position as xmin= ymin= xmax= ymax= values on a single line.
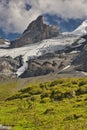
xmin=0 ymin=0 xmax=87 ymax=34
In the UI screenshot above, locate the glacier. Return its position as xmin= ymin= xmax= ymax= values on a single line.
xmin=0 ymin=34 xmax=80 ymax=76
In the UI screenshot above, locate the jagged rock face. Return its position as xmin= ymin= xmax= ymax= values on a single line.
xmin=72 ymin=50 xmax=87 ymax=72
xmin=0 ymin=56 xmax=22 ymax=77
xmin=11 ymin=16 xmax=59 ymax=48
xmin=71 ymin=35 xmax=87 ymax=72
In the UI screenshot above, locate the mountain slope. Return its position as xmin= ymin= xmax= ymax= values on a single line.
xmin=0 ymin=17 xmax=87 ymax=78
xmin=0 ymin=78 xmax=87 ymax=130
xmin=0 ymin=34 xmax=81 ymax=77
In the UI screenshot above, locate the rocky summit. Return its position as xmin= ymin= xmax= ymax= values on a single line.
xmin=11 ymin=16 xmax=59 ymax=48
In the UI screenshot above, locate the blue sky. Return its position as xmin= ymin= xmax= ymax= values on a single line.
xmin=0 ymin=30 xmax=21 ymax=40
xmin=45 ymin=14 xmax=84 ymax=32
xmin=0 ymin=0 xmax=86 ymax=40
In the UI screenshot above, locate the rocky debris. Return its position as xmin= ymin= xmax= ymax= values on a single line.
xmin=0 ymin=124 xmax=11 ymax=130
xmin=11 ymin=16 xmax=59 ymax=48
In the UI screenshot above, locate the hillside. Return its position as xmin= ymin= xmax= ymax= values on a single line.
xmin=0 ymin=78 xmax=87 ymax=130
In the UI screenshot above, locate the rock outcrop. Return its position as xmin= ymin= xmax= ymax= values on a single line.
xmin=0 ymin=56 xmax=22 ymax=78
xmin=20 ymin=60 xmax=57 ymax=78
xmin=72 ymin=50 xmax=87 ymax=72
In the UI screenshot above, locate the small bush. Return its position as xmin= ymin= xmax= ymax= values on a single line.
xmin=50 ymin=90 xmax=63 ymax=101
xmin=76 ymin=85 xmax=87 ymax=95
xmin=41 ymin=90 xmax=51 ymax=99
xmin=43 ymin=107 xmax=55 ymax=114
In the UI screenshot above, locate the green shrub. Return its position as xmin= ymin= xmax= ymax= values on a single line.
xmin=43 ymin=107 xmax=55 ymax=114
xmin=41 ymin=90 xmax=51 ymax=99
xmin=76 ymin=85 xmax=87 ymax=95
xmin=50 ymin=90 xmax=63 ymax=101
xmin=78 ymin=81 xmax=87 ymax=87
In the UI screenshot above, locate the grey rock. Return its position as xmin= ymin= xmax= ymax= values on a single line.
xmin=72 ymin=50 xmax=87 ymax=72
xmin=20 ymin=60 xmax=57 ymax=78
xmin=0 ymin=124 xmax=11 ymax=130
xmin=0 ymin=56 xmax=23 ymax=77
xmin=0 ymin=38 xmax=5 ymax=45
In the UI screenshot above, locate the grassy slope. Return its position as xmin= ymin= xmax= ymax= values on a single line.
xmin=0 ymin=78 xmax=87 ymax=130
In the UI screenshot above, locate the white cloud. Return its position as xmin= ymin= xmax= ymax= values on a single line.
xmin=0 ymin=0 xmax=87 ymax=34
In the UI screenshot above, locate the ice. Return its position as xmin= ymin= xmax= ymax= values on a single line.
xmin=72 ymin=20 xmax=87 ymax=35
xmin=4 ymin=41 xmax=10 ymax=45
xmin=61 ymin=65 xmax=71 ymax=71
xmin=81 ymin=71 xmax=87 ymax=76
xmin=16 ymin=62 xmax=28 ymax=77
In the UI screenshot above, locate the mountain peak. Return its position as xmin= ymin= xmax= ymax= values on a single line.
xmin=11 ymin=16 xmax=60 ymax=48
xmin=23 ymin=15 xmax=43 ymax=34
xmin=36 ymin=15 xmax=43 ymax=22
xmin=72 ymin=20 xmax=87 ymax=35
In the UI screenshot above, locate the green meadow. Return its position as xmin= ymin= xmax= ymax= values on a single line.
xmin=0 ymin=78 xmax=87 ymax=130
